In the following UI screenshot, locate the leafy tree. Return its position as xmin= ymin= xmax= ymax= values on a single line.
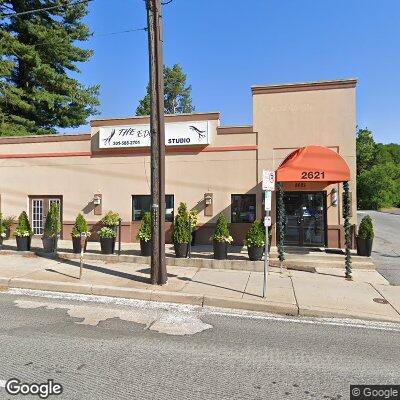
xmin=356 ymin=128 xmax=376 ymax=175
xmin=375 ymin=143 xmax=400 ymax=166
xmin=0 ymin=1 xmax=99 ymax=136
xmin=357 ymin=162 xmax=400 ymax=210
xmin=136 ymin=64 xmax=194 ymax=115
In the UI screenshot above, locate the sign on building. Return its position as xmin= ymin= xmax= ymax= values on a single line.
xmin=262 ymin=170 xmax=275 ymax=191
xmin=99 ymin=121 xmax=210 ymax=149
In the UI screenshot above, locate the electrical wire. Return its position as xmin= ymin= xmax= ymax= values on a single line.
xmin=94 ymin=27 xmax=147 ymax=37
xmin=0 ymin=0 xmax=94 ymax=18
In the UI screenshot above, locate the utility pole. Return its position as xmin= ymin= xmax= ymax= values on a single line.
xmin=146 ymin=0 xmax=167 ymax=285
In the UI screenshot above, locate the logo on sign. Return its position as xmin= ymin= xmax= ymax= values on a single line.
xmin=262 ymin=170 xmax=276 ymax=191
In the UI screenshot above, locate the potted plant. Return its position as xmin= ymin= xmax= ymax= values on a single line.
xmin=101 ymin=211 xmax=120 ymax=230
xmin=3 ymin=215 xmax=16 ymax=239
xmin=244 ymin=219 xmax=265 ymax=261
xmin=356 ymin=215 xmax=374 ymax=257
xmin=172 ymin=202 xmax=191 ymax=258
xmin=0 ymin=215 xmax=6 ymax=250
xmin=71 ymin=213 xmax=91 ymax=253
xmin=14 ymin=211 xmax=33 ymax=251
xmin=210 ymin=214 xmax=233 ymax=260
xmin=42 ymin=203 xmax=61 ymax=253
xmin=98 ymin=227 xmax=116 ymax=254
xmin=137 ymin=212 xmax=152 ymax=256
xmin=189 ymin=209 xmax=199 ymax=246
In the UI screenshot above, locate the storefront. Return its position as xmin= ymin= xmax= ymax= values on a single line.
xmin=0 ymin=78 xmax=357 ymax=248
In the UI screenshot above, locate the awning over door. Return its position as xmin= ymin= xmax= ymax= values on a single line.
xmin=276 ymin=145 xmax=350 ymax=183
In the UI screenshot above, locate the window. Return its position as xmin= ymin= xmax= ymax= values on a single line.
xmin=29 ymin=196 xmax=63 ymax=235
xmin=132 ymin=195 xmax=174 ymax=222
xmin=231 ymin=194 xmax=256 ymax=223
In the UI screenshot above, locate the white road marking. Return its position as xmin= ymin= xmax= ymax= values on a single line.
xmin=0 ymin=380 xmax=6 ymax=388
xmin=7 ymin=288 xmax=400 ymax=333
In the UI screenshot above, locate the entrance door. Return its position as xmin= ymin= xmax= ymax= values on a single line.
xmin=282 ymin=192 xmax=326 ymax=247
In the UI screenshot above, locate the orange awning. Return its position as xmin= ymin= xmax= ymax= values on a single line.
xmin=276 ymin=145 xmax=350 ymax=183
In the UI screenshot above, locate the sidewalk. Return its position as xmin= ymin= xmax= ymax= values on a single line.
xmin=0 ymin=251 xmax=398 ymax=323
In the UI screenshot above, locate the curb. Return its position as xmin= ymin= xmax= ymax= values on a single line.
xmin=2 ymin=276 xmax=397 ymax=323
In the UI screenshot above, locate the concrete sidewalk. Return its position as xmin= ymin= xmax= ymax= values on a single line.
xmin=0 ymin=251 xmax=398 ymax=323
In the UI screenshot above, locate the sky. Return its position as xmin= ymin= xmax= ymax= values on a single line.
xmin=64 ymin=0 xmax=400 ymax=144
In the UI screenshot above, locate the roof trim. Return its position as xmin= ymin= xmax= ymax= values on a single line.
xmin=252 ymin=78 xmax=357 ymax=95
xmin=0 ymin=133 xmax=91 ymax=145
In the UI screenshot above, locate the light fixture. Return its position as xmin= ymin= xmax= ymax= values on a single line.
xmin=204 ymin=194 xmax=212 ymax=205
xmin=331 ymin=188 xmax=338 ymax=207
xmin=93 ymin=195 xmax=101 ymax=205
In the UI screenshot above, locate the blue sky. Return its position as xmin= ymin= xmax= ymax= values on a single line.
xmin=65 ymin=0 xmax=400 ymax=144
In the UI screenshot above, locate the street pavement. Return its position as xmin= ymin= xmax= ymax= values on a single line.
xmin=358 ymin=210 xmax=400 ymax=285
xmin=0 ymin=290 xmax=399 ymax=400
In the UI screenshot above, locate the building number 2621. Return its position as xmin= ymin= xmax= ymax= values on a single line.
xmin=301 ymin=171 xmax=325 ymax=179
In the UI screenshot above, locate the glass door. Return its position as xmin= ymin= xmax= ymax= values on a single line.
xmin=282 ymin=192 xmax=326 ymax=247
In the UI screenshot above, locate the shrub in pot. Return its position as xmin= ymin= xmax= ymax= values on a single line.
xmin=244 ymin=219 xmax=265 ymax=261
xmin=210 ymin=214 xmax=233 ymax=260
xmin=189 ymin=209 xmax=199 ymax=246
xmin=98 ymin=227 xmax=116 ymax=255
xmin=0 ymin=215 xmax=6 ymax=250
xmin=71 ymin=213 xmax=91 ymax=253
xmin=356 ymin=215 xmax=374 ymax=257
xmin=14 ymin=211 xmax=33 ymax=251
xmin=3 ymin=215 xmax=16 ymax=239
xmin=137 ymin=212 xmax=152 ymax=256
xmin=42 ymin=202 xmax=61 ymax=253
xmin=172 ymin=202 xmax=191 ymax=258
xmin=101 ymin=211 xmax=120 ymax=231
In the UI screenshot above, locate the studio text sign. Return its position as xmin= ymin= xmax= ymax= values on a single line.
xmin=99 ymin=121 xmax=210 ymax=149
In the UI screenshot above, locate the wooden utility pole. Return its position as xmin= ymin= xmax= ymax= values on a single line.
xmin=146 ymin=0 xmax=167 ymax=285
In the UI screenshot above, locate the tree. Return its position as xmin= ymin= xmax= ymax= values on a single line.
xmin=0 ymin=1 xmax=99 ymax=136
xmin=356 ymin=128 xmax=376 ymax=175
xmin=136 ymin=64 xmax=194 ymax=115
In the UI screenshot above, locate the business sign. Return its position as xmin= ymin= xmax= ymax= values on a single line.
xmin=262 ymin=170 xmax=275 ymax=191
xmin=99 ymin=121 xmax=210 ymax=149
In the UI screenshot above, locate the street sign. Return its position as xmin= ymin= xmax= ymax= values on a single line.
xmin=264 ymin=216 xmax=271 ymax=227
xmin=264 ymin=191 xmax=272 ymax=211
xmin=262 ymin=170 xmax=275 ymax=191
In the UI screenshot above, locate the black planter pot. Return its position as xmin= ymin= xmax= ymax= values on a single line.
xmin=100 ymin=237 xmax=115 ymax=255
xmin=247 ymin=245 xmax=264 ymax=261
xmin=213 ymin=241 xmax=228 ymax=260
xmin=140 ymin=239 xmax=152 ymax=257
xmin=42 ymin=237 xmax=56 ymax=253
xmin=16 ymin=236 xmax=31 ymax=251
xmin=0 ymin=237 xmax=3 ymax=250
xmin=174 ymin=243 xmax=188 ymax=258
xmin=72 ymin=236 xmax=87 ymax=254
xmin=356 ymin=237 xmax=373 ymax=257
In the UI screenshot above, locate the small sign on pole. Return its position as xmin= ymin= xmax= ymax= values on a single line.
xmin=264 ymin=191 xmax=272 ymax=211
xmin=262 ymin=170 xmax=275 ymax=191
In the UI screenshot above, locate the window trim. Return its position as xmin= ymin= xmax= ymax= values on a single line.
xmin=132 ymin=194 xmax=174 ymax=222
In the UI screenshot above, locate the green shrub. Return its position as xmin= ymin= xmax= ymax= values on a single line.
xmin=172 ymin=202 xmax=191 ymax=244
xmin=43 ymin=203 xmax=61 ymax=238
xmin=244 ymin=219 xmax=265 ymax=247
xmin=14 ymin=211 xmax=33 ymax=237
xmin=211 ymin=214 xmax=233 ymax=243
xmin=137 ymin=212 xmax=152 ymax=242
xmin=358 ymin=215 xmax=374 ymax=240
xmin=72 ymin=213 xmax=91 ymax=238
xmin=0 ymin=213 xmax=5 ymax=238
xmin=101 ymin=211 xmax=120 ymax=227
xmin=189 ymin=209 xmax=199 ymax=228
xmin=97 ymin=227 xmax=116 ymax=239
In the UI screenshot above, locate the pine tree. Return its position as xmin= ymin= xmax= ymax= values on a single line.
xmin=136 ymin=64 xmax=194 ymax=115
xmin=0 ymin=1 xmax=99 ymax=136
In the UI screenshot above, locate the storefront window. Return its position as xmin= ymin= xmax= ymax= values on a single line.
xmin=231 ymin=194 xmax=256 ymax=223
xmin=132 ymin=195 xmax=174 ymax=222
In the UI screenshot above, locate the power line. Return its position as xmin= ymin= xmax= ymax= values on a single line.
xmin=94 ymin=27 xmax=147 ymax=37
xmin=1 ymin=0 xmax=94 ymax=18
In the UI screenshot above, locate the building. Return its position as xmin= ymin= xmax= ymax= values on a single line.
xmin=0 ymin=78 xmax=357 ymax=248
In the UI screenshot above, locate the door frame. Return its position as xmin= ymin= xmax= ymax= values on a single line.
xmin=28 ymin=195 xmax=63 ymax=237
xmin=279 ymin=190 xmax=328 ymax=247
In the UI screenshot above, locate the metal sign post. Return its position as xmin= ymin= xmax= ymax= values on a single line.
xmin=262 ymin=171 xmax=275 ymax=299
xmin=79 ymin=233 xmax=87 ymax=280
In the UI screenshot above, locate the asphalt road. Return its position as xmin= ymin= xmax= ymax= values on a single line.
xmin=358 ymin=210 xmax=400 ymax=285
xmin=0 ymin=290 xmax=399 ymax=400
